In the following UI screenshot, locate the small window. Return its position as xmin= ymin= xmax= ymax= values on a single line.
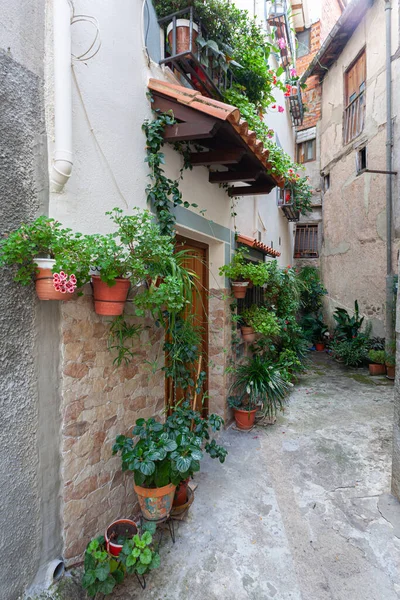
xmin=297 ymin=139 xmax=316 ymax=163
xmin=344 ymin=51 xmax=366 ymax=144
xmin=297 ymin=28 xmax=311 ymax=58
xmin=294 ymin=224 xmax=318 ymax=258
xmin=356 ymin=147 xmax=367 ymax=174
xmin=324 ymin=174 xmax=330 ymax=191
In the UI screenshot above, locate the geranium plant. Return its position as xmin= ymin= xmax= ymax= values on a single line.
xmin=242 ymin=305 xmax=281 ymax=337
xmin=219 ymin=247 xmax=270 ymax=286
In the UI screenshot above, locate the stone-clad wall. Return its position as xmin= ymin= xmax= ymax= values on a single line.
xmin=60 ymin=288 xmax=165 ymax=564
xmin=60 ymin=285 xmax=233 ymax=564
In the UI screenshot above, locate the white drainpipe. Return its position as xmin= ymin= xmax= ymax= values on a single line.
xmin=50 ymin=0 xmax=73 ymax=193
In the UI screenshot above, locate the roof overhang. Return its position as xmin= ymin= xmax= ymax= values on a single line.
xmin=237 ymin=234 xmax=281 ymax=258
xmin=148 ymin=79 xmax=284 ymax=197
xmin=300 ymin=0 xmax=372 ymax=82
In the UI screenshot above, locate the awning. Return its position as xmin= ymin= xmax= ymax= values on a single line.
xmin=237 ymin=234 xmax=281 ymax=258
xmin=148 ymin=79 xmax=284 ymax=197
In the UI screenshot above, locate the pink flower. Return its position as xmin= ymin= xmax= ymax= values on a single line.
xmin=53 ymin=272 xmax=77 ymax=294
xmin=278 ymin=105 xmax=284 ymax=113
xmin=277 ymin=38 xmax=286 ymax=50
xmin=290 ymin=68 xmax=297 ymax=78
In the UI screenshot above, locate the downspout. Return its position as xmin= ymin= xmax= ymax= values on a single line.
xmin=50 ymin=0 xmax=73 ymax=193
xmin=385 ymin=0 xmax=394 ymax=347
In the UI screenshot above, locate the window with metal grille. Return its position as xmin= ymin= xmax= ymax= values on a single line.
xmin=294 ymin=224 xmax=318 ymax=257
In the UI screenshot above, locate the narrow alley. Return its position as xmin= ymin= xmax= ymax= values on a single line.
xmin=45 ymin=354 xmax=400 ymax=600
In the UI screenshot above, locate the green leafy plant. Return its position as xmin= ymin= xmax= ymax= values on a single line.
xmin=333 ymin=301 xmax=364 ymax=340
xmin=82 ymin=537 xmax=125 ymax=596
xmin=219 ymin=247 xmax=270 ymax=285
xmin=300 ymin=313 xmax=328 ymax=343
xmin=108 ymin=316 xmax=142 ymax=366
xmin=330 ymin=336 xmax=369 ymax=367
xmin=230 ymin=355 xmax=290 ymax=417
xmin=298 ymin=266 xmax=327 ymax=313
xmin=368 ymin=350 xmax=385 ymax=365
xmin=242 ymin=305 xmax=280 ymax=337
xmin=119 ymin=523 xmax=160 ymax=576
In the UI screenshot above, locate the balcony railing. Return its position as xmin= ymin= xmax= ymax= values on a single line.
xmin=277 ymin=189 xmax=300 ymax=222
xmin=158 ymin=7 xmax=234 ymax=100
xmin=343 ymin=91 xmax=365 ymax=145
xmin=267 ymin=0 xmax=294 ymax=67
xmin=288 ymin=85 xmax=304 ymax=127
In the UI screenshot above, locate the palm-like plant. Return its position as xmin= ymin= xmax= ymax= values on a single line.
xmin=230 ymin=355 xmax=290 ymax=418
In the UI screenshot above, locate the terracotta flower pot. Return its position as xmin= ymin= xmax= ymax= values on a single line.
xmin=34 ymin=259 xmax=75 ymax=301
xmin=231 ymin=281 xmax=249 ymax=299
xmin=233 ymin=408 xmax=257 ymax=430
xmin=173 ymin=478 xmax=190 ymax=507
xmin=171 ymin=485 xmax=194 ymax=517
xmin=105 ymin=519 xmax=137 ymax=557
xmin=134 ymin=482 xmax=176 ymax=521
xmin=386 ymin=365 xmax=396 ymax=380
xmin=91 ymin=275 xmax=130 ymax=316
xmin=369 ymin=363 xmax=386 ymax=376
xmin=167 ymin=19 xmax=199 ymax=55
xmin=315 ymin=342 xmax=325 ymax=352
xmin=241 ymin=326 xmax=256 ymax=343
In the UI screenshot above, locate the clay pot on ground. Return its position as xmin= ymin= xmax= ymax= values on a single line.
xmin=233 ymin=408 xmax=257 ymax=430
xmin=166 ymin=19 xmax=199 ymax=55
xmin=315 ymin=342 xmax=325 ymax=352
xmin=105 ymin=519 xmax=137 ymax=557
xmin=91 ymin=275 xmax=130 ymax=316
xmin=134 ymin=483 xmax=176 ymax=521
xmin=369 ymin=363 xmax=386 ymax=376
xmin=34 ymin=259 xmax=75 ymax=301
xmin=241 ymin=326 xmax=256 ymax=344
xmin=231 ymin=281 xmax=249 ymax=299
xmin=173 ymin=478 xmax=190 ymax=507
xmin=171 ymin=485 xmax=194 ymax=517
xmin=386 ymin=365 xmax=396 ymax=380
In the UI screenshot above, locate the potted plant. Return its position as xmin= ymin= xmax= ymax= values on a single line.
xmin=105 ymin=519 xmax=137 ymax=557
xmin=314 ymin=317 xmax=329 ymax=351
xmin=82 ymin=522 xmax=159 ymax=597
xmin=242 ymin=305 xmax=280 ymax=342
xmin=0 ymin=216 xmax=91 ymax=300
xmin=385 ymin=351 xmax=396 ymax=380
xmin=219 ymin=248 xmax=270 ymax=299
xmin=230 ymin=354 xmax=290 ymax=428
xmin=368 ymin=350 xmax=386 ymax=376
xmin=228 ymin=395 xmax=258 ymax=430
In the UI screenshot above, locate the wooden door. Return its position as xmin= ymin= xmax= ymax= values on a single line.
xmin=165 ymin=236 xmax=209 ymax=414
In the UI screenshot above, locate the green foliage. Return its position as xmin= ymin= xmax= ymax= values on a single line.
xmin=298 ymin=266 xmax=327 ymax=313
xmin=385 ymin=351 xmax=396 ymax=367
xmin=82 ymin=537 xmax=125 ymax=597
xmin=242 ymin=305 xmax=280 ymax=337
xmin=113 ymin=406 xmax=227 ymax=488
xmin=219 ymin=247 xmax=270 ymax=285
xmin=163 ymin=316 xmax=204 ymax=395
xmin=300 ymin=314 xmax=328 ymax=343
xmin=108 ymin=317 xmax=142 ymax=366
xmin=333 ymin=301 xmax=364 ymax=340
xmin=119 ymin=525 xmax=160 ymax=576
xmin=330 ymin=336 xmax=369 ymax=367
xmin=368 ymin=350 xmax=385 ymax=365
xmin=230 ymin=355 xmax=290 ymax=417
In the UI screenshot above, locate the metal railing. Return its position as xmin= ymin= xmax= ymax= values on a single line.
xmin=158 ymin=7 xmax=234 ymax=99
xmin=288 ymin=86 xmax=304 ymax=127
xmin=294 ymin=224 xmax=318 ymax=257
xmin=267 ymin=0 xmax=294 ymax=65
xmin=277 ymin=189 xmax=300 ymax=222
xmin=343 ymin=91 xmax=365 ymax=145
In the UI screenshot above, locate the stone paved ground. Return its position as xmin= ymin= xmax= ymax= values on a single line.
xmin=42 ymin=354 xmax=400 ymax=600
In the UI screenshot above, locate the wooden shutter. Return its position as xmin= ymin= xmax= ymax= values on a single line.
xmin=345 ymin=52 xmax=366 ymax=105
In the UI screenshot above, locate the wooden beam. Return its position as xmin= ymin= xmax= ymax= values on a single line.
xmin=190 ymin=149 xmax=245 ymax=166
xmin=163 ymin=121 xmax=219 ymax=142
xmin=228 ymin=183 xmax=275 ymax=196
xmin=151 ymin=94 xmax=213 ymax=125
xmin=209 ymin=170 xmax=261 ymax=184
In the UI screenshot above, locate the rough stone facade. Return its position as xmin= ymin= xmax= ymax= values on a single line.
xmin=60 ymin=285 xmax=233 ymax=564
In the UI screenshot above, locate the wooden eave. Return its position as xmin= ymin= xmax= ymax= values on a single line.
xmin=148 ymin=79 xmax=283 ymax=197
xmin=237 ymin=234 xmax=281 ymax=258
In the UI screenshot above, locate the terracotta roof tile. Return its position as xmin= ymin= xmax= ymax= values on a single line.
xmin=148 ymin=79 xmax=283 ymax=187
xmin=237 ymin=234 xmax=281 ymax=258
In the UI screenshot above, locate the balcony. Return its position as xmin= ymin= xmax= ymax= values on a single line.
xmin=288 ymin=85 xmax=304 ymax=127
xmin=158 ymin=7 xmax=235 ymax=100
xmin=277 ymin=188 xmax=300 ymax=222
xmin=267 ymin=0 xmax=294 ymax=67
xmin=343 ymin=91 xmax=365 ymax=145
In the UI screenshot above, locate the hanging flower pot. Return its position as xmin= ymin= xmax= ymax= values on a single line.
xmin=91 ymin=275 xmax=130 ymax=316
xmin=233 ymin=408 xmax=257 ymax=430
xmin=166 ymin=19 xmax=199 ymax=55
xmin=134 ymin=483 xmax=176 ymax=521
xmin=34 ymin=259 xmax=75 ymax=301
xmin=105 ymin=519 xmax=137 ymax=557
xmin=231 ymin=281 xmax=249 ymax=299
xmin=241 ymin=326 xmax=256 ymax=343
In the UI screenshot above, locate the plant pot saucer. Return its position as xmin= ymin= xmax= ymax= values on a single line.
xmin=170 ymin=486 xmax=194 ymax=518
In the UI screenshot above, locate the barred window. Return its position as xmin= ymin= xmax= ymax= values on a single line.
xmin=294 ymin=224 xmax=318 ymax=258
